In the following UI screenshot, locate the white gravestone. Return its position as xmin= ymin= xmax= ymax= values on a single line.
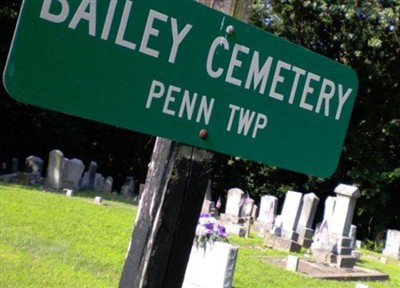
xmin=257 ymin=195 xmax=278 ymax=224
xmin=240 ymin=198 xmax=255 ymax=218
xmin=46 ymin=150 xmax=65 ymax=190
xmin=296 ymin=193 xmax=319 ymax=248
xmin=330 ymin=184 xmax=360 ymax=237
xmin=312 ymin=184 xmax=361 ymax=268
xmin=183 ymin=242 xmax=238 ymax=288
xmin=224 ymin=188 xmax=244 ymax=217
xmin=280 ymin=190 xmax=303 ymax=241
xmin=382 ymin=229 xmax=400 ymax=260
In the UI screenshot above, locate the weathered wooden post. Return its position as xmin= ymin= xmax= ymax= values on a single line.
xmin=119 ymin=1 xmax=253 ymax=287
xmin=119 ymin=139 xmax=212 ymax=287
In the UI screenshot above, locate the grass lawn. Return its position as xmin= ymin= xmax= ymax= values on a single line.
xmin=1 ymin=184 xmax=399 ymax=287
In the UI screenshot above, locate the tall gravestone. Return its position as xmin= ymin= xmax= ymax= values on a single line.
xmin=46 ymin=150 xmax=65 ymax=190
xmin=62 ymin=158 xmax=85 ymax=190
xmin=312 ymin=184 xmax=361 ymax=268
xmin=265 ymin=191 xmax=303 ymax=252
xmin=382 ymin=230 xmax=400 ymax=260
xmin=253 ymin=195 xmax=278 ymax=236
xmin=296 ymin=193 xmax=319 ymax=248
xmin=87 ymin=161 xmax=98 ymax=189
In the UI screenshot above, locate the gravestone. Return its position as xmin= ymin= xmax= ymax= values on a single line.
xmin=62 ymin=158 xmax=85 ymax=190
xmin=240 ymin=197 xmax=255 ymax=218
xmin=183 ymin=242 xmax=238 ymax=288
xmin=265 ymin=191 xmax=303 ymax=252
xmin=201 ymin=180 xmax=216 ymax=215
xmin=253 ymin=195 xmax=278 ymax=236
xmin=94 ymin=173 xmax=105 ymax=192
xmin=80 ymin=172 xmax=90 ymax=189
xmin=219 ymin=188 xmax=247 ymax=236
xmin=11 ymin=158 xmax=19 ymax=173
xmin=220 ymin=188 xmax=244 ymax=223
xmin=121 ymin=176 xmax=135 ymax=197
xmin=296 ymin=193 xmax=320 ymax=248
xmin=382 ymin=229 xmax=400 ymax=260
xmin=25 ymin=155 xmax=44 ymax=175
xmin=94 ymin=196 xmax=102 ymax=205
xmin=46 ymin=150 xmax=65 ymax=190
xmin=286 ymin=255 xmax=299 ymax=272
xmin=64 ymin=189 xmax=73 ymax=197
xmin=87 ymin=161 xmax=98 ymax=189
xmin=103 ymin=176 xmax=113 ymax=193
xmin=312 ymin=184 xmax=361 ymax=268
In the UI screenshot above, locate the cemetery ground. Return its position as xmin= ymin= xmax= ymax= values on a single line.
xmin=1 ymin=184 xmax=399 ymax=288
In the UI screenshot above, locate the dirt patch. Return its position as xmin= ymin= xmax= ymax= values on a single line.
xmin=265 ymin=257 xmax=389 ymax=281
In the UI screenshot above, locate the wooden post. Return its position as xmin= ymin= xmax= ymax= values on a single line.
xmin=119 ymin=138 xmax=213 ymax=288
xmin=119 ymin=1 xmax=254 ymax=287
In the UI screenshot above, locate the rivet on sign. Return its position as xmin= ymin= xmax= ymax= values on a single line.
xmin=226 ymin=25 xmax=235 ymax=36
xmin=199 ymin=129 xmax=208 ymax=140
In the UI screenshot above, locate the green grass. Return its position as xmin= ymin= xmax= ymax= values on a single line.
xmin=1 ymin=184 xmax=136 ymax=287
xmin=1 ymin=184 xmax=399 ymax=287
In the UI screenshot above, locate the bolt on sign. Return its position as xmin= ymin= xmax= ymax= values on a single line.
xmin=4 ymin=0 xmax=358 ymax=177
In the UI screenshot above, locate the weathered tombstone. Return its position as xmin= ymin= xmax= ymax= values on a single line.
xmin=253 ymin=195 xmax=278 ymax=236
xmin=220 ymin=188 xmax=245 ymax=224
xmin=94 ymin=173 xmax=105 ymax=192
xmin=312 ymin=184 xmax=361 ymax=268
xmin=61 ymin=158 xmax=85 ymax=190
xmin=201 ymin=180 xmax=216 ymax=215
xmin=240 ymin=197 xmax=255 ymax=218
xmin=103 ymin=176 xmax=113 ymax=193
xmin=265 ymin=191 xmax=303 ymax=252
xmin=201 ymin=200 xmax=215 ymax=215
xmin=25 ymin=155 xmax=44 ymax=175
xmin=382 ymin=229 xmax=400 ymax=260
xmin=87 ymin=161 xmax=97 ymax=189
xmin=80 ymin=171 xmax=90 ymax=189
xmin=225 ymin=188 xmax=244 ymax=216
xmin=121 ymin=176 xmax=135 ymax=197
xmin=11 ymin=158 xmax=19 ymax=173
xmin=296 ymin=193 xmax=320 ymax=248
xmin=46 ymin=150 xmax=65 ymax=190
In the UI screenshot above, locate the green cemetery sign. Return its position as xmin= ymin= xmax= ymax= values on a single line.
xmin=4 ymin=0 xmax=358 ymax=177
